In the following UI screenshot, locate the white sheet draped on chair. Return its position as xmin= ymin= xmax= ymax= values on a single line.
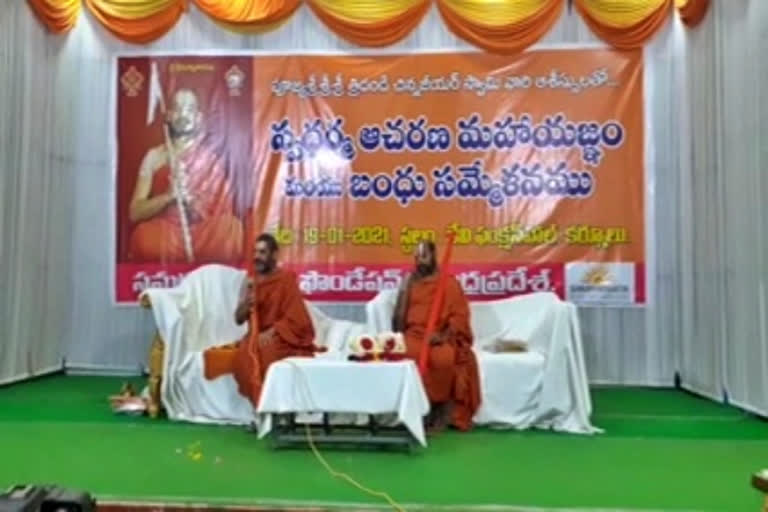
xmin=142 ymin=264 xmax=368 ymax=425
xmin=143 ymin=264 xmax=600 ymax=434
xmin=368 ymin=290 xmax=600 ymax=434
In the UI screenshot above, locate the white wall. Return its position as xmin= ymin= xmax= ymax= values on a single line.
xmin=678 ymin=0 xmax=768 ymax=414
xmin=3 ymin=0 xmax=749 ymax=407
xmin=0 ymin=0 xmax=73 ymax=383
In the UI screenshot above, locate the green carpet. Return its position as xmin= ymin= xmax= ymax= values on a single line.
xmin=0 ymin=375 xmax=766 ymax=511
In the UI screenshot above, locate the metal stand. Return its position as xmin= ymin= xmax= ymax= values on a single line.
xmin=267 ymin=413 xmax=418 ymax=453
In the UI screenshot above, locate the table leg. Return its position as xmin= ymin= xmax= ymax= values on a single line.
xmin=368 ymin=415 xmax=379 ymax=436
xmin=266 ymin=412 xmax=417 ymax=452
xmin=323 ymin=413 xmax=331 ymax=435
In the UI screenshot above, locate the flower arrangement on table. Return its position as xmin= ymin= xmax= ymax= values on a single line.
xmin=348 ymin=332 xmax=407 ymax=362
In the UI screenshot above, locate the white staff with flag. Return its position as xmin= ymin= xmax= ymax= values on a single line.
xmin=146 ymin=61 xmax=195 ymax=263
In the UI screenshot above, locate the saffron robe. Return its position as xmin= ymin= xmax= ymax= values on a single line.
xmin=399 ymin=274 xmax=481 ymax=431
xmin=129 ymin=140 xmax=243 ymax=263
xmin=202 ymin=269 xmax=317 ymax=407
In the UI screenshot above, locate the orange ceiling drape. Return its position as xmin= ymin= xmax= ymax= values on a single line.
xmin=27 ymin=0 xmax=81 ymax=33
xmin=676 ymin=0 xmax=709 ymax=28
xmin=194 ymin=0 xmax=300 ymax=33
xmin=27 ymin=0 xmax=707 ymax=52
xmin=84 ymin=0 xmax=186 ymax=44
xmin=574 ymin=0 xmax=673 ymax=49
xmin=437 ymin=0 xmax=564 ymax=55
xmin=307 ymin=0 xmax=430 ymax=47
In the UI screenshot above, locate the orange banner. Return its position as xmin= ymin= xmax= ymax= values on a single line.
xmin=115 ymin=50 xmax=645 ymax=306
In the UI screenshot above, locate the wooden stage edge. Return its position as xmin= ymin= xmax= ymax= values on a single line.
xmin=99 ymin=504 xmax=334 ymax=512
xmin=96 ymin=500 xmax=552 ymax=512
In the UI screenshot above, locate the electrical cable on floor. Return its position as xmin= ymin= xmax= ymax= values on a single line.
xmin=304 ymin=422 xmax=406 ymax=512
xmin=284 ymin=359 xmax=407 ymax=512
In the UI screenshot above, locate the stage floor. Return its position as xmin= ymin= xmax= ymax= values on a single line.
xmin=0 ymin=376 xmax=765 ymax=511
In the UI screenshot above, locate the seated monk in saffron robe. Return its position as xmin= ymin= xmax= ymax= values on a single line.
xmin=128 ymin=88 xmax=242 ymax=263
xmin=392 ymin=240 xmax=481 ymax=432
xmin=202 ymin=233 xmax=318 ymax=407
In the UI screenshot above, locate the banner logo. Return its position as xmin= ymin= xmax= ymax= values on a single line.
xmin=120 ymin=66 xmax=144 ymax=97
xmin=225 ymin=65 xmax=245 ymax=97
xmin=565 ymin=262 xmax=635 ymax=305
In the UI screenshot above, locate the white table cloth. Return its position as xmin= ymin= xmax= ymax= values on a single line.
xmin=255 ymin=357 xmax=430 ymax=446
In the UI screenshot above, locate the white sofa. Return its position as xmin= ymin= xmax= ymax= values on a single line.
xmin=144 ymin=264 xmax=599 ymax=434
xmin=367 ymin=290 xmax=599 ymax=434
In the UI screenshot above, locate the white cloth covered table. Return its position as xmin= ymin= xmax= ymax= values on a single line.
xmin=255 ymin=357 xmax=430 ymax=446
xmin=366 ymin=290 xmax=601 ymax=435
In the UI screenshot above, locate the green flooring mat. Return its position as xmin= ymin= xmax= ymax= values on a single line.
xmin=0 ymin=375 xmax=766 ymax=511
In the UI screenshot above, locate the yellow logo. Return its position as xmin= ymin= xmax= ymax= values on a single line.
xmin=120 ymin=66 xmax=144 ymax=97
xmin=582 ymin=265 xmax=612 ymax=286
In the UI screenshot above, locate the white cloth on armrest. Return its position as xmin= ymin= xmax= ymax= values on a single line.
xmin=366 ymin=290 xmax=600 ymax=435
xmin=473 ymin=350 xmax=545 ymax=426
xmin=307 ymin=305 xmax=368 ymax=355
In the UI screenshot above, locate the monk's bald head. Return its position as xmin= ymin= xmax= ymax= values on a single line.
xmin=254 ymin=233 xmax=279 ymax=275
xmin=167 ymin=88 xmax=201 ymax=139
xmin=414 ymin=240 xmax=437 ymax=277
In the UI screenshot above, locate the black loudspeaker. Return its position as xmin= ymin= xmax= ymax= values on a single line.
xmin=0 ymin=486 xmax=95 ymax=512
